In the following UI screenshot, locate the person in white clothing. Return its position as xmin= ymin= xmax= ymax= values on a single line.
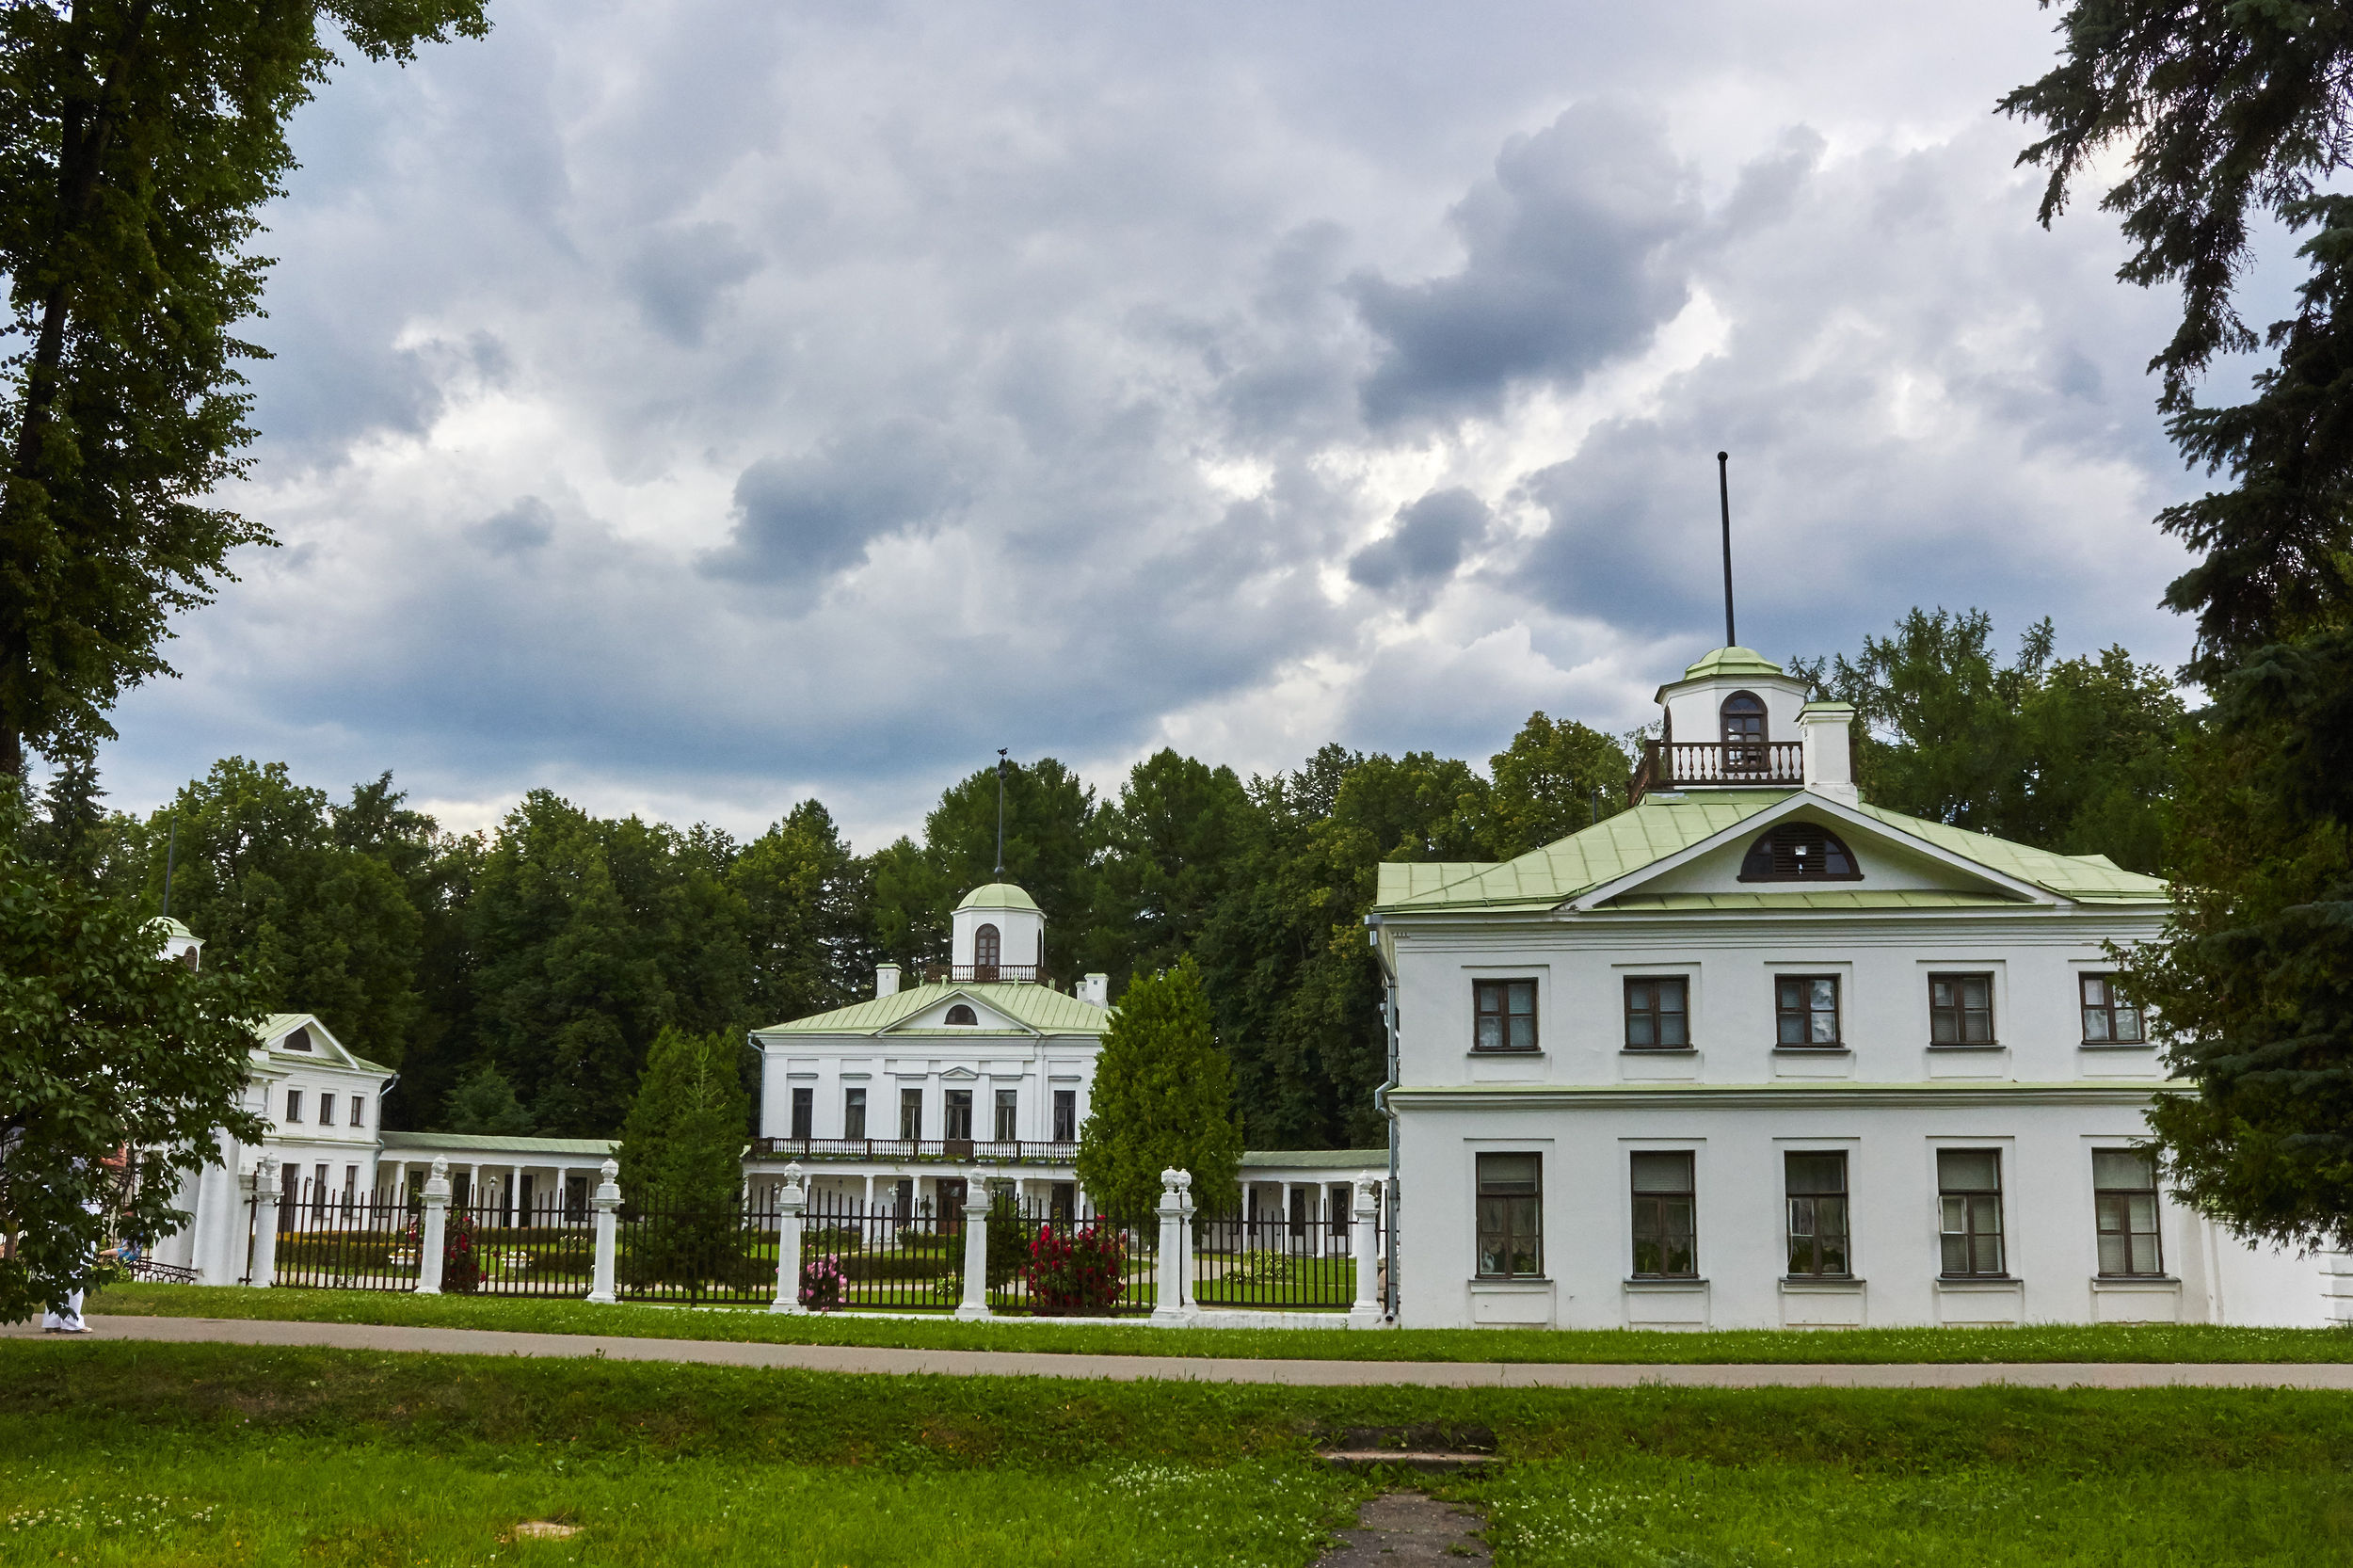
xmin=40 ymin=1292 xmax=87 ymax=1334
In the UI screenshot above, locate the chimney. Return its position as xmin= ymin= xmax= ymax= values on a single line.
xmin=876 ymin=963 xmax=902 ymax=999
xmin=1800 ymin=702 xmax=1858 ymax=803
xmin=1079 ymin=972 xmax=1109 ymax=1008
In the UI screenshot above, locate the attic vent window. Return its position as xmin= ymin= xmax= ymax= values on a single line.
xmin=944 ymin=1004 xmax=978 ymax=1026
xmin=283 ymin=1027 xmax=312 ymax=1051
xmin=1739 ymin=823 xmax=1861 ymax=882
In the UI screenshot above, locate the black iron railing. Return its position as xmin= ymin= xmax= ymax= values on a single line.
xmin=1192 ymin=1210 xmax=1364 ymax=1310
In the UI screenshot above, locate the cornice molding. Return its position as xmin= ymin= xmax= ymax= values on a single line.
xmin=1386 ymin=1080 xmax=2183 ymax=1112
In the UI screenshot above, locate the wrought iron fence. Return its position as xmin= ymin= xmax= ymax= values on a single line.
xmin=614 ymin=1197 xmax=779 ymax=1305
xmin=443 ymin=1197 xmax=599 ymax=1298
xmin=793 ymin=1187 xmax=965 ymax=1312
xmin=264 ymin=1180 xmax=422 ymax=1292
xmin=984 ymin=1196 xmax=1155 ymax=1317
xmin=1191 ymin=1208 xmax=1363 ymax=1310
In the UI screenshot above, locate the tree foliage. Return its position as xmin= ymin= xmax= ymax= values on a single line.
xmin=1075 ymin=957 xmax=1241 ymax=1217
xmin=0 ymin=794 xmax=265 ymax=1321
xmin=0 ymin=0 xmax=490 ymax=776
xmin=614 ymin=1025 xmax=748 ymax=1211
xmin=1795 ymin=609 xmax=2185 ymax=873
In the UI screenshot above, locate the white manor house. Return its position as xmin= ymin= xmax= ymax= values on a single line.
xmin=147 ymin=642 xmax=2347 ymax=1328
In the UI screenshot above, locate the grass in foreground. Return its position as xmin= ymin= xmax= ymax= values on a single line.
xmin=88 ymin=1280 xmax=2353 ymax=1362
xmin=2 ymin=1340 xmax=2351 ymax=1565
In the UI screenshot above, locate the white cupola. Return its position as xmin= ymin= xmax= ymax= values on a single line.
xmin=150 ymin=916 xmax=202 ymax=970
xmin=1639 ymin=647 xmax=1852 ymax=799
xmin=950 ymin=882 xmax=1045 ymax=982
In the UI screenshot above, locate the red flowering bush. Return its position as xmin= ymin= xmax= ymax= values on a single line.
xmin=442 ymin=1211 xmax=480 ymax=1294
xmin=1025 ymin=1223 xmax=1127 ymax=1315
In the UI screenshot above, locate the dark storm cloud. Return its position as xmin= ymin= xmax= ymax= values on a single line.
xmin=622 ymin=223 xmax=764 ymax=346
xmin=1350 ymin=102 xmax=1702 ymax=425
xmin=699 ymin=422 xmax=968 ymax=588
xmin=470 ymin=496 xmax=556 ymax=556
xmin=1349 ymin=488 xmax=1491 ymax=602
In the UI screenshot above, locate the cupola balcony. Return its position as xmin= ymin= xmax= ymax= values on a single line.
xmin=1632 ymin=738 xmax=1804 ymax=798
xmin=923 ymin=962 xmax=1050 ymax=984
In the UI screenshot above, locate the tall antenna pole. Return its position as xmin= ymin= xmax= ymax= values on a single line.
xmin=161 ymin=815 xmax=178 ymax=919
xmin=1718 ymin=450 xmax=1737 ymax=648
xmin=994 ymin=749 xmax=1009 ymax=876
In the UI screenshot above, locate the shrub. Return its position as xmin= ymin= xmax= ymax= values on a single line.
xmin=1025 ymin=1223 xmax=1128 ymax=1315
xmin=442 ymin=1212 xmax=480 ymax=1294
xmin=799 ymin=1254 xmax=846 ymax=1312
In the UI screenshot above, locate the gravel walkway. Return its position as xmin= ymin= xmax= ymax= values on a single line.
xmin=4 ymin=1314 xmax=2352 ymax=1387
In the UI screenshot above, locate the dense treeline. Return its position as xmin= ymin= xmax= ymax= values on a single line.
xmin=27 ymin=609 xmax=2183 ymax=1151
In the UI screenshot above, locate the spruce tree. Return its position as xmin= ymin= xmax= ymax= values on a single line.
xmin=1075 ymin=957 xmax=1241 ymax=1217
xmin=613 ymin=1026 xmax=752 ymax=1300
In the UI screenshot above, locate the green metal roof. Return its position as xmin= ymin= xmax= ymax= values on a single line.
xmin=148 ymin=916 xmax=198 ymax=942
xmin=1241 ymin=1147 xmax=1388 ymax=1170
xmin=954 ymin=882 xmax=1040 ymax=912
xmin=1374 ymin=789 xmax=2169 ymax=914
xmin=1677 ymin=646 xmax=1789 ymax=680
xmin=755 ymin=981 xmax=1111 ymax=1037
xmin=379 ymin=1130 xmax=617 ymax=1160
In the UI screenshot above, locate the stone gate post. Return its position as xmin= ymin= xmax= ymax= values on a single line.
xmin=769 ymin=1162 xmax=808 ymax=1314
xmin=1151 ymin=1168 xmax=1191 ymax=1325
xmin=416 ymin=1158 xmax=450 ymax=1296
xmin=953 ymin=1176 xmax=992 ymax=1321
xmin=586 ymin=1159 xmax=621 ymax=1304
xmin=247 ymin=1155 xmax=282 ymax=1288
xmin=1348 ymin=1172 xmax=1385 ymax=1329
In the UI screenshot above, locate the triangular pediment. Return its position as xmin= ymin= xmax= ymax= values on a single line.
xmin=1573 ymin=792 xmax=2054 ymax=911
xmin=877 ymin=988 xmax=1041 ymax=1036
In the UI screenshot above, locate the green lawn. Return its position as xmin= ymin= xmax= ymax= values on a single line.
xmin=87 ymin=1280 xmax=2353 ymax=1362
xmin=2 ymin=1340 xmax=2350 ymax=1565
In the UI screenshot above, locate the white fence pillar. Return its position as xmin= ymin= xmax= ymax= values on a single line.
xmin=1151 ymin=1168 xmax=1192 ymax=1325
xmin=2324 ymin=1251 xmax=2353 ymax=1326
xmin=247 ymin=1155 xmax=281 ymax=1288
xmin=586 ymin=1159 xmax=621 ymax=1304
xmin=769 ymin=1162 xmax=808 ymax=1314
xmin=416 ymin=1158 xmax=450 ymax=1295
xmin=953 ymin=1176 xmax=991 ymax=1321
xmin=1348 ymin=1172 xmax=1385 ymax=1329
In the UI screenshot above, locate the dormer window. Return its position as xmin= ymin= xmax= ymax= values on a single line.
xmin=1739 ymin=822 xmax=1861 ymax=881
xmin=945 ymin=1004 xmax=978 ymax=1026
xmin=283 ymin=1027 xmax=312 ymax=1052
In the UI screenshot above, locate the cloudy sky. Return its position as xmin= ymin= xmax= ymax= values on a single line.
xmin=96 ymin=0 xmax=2223 ymax=847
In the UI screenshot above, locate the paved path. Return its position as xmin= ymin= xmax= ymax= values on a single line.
xmin=5 ymin=1315 xmax=2351 ymax=1388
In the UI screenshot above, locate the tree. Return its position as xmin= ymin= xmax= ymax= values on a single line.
xmin=128 ymin=760 xmax=426 ymax=1068
xmin=1075 ymin=957 xmax=1241 ymax=1217
xmin=1485 ymin=712 xmax=1630 ymax=859
xmin=0 ymin=795 xmax=266 ymax=1322
xmin=614 ymin=1025 xmax=752 ymax=1300
xmin=0 ymin=1 xmax=490 ymax=779
xmin=913 ymin=757 xmax=1098 ymax=977
xmin=440 ymin=1062 xmax=533 ymax=1137
xmin=1082 ymin=749 xmax=1253 ymax=991
xmin=1794 ymin=609 xmax=2184 ymax=873
xmin=2007 ymin=4 xmax=2353 ymax=1245
xmin=732 ymin=799 xmax=872 ymax=1026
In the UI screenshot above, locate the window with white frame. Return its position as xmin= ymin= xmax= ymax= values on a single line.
xmin=1938 ymin=1149 xmax=2006 ymax=1277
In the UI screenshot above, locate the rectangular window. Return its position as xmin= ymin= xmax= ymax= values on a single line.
xmin=284 ymin=1089 xmax=303 ymax=1124
xmin=313 ymin=1162 xmax=329 ymax=1212
xmin=349 ymin=1096 xmax=366 ymax=1128
xmin=344 ymin=1164 xmax=358 ymax=1201
xmin=1785 ymin=1151 xmax=1851 ymax=1277
xmin=1052 ymin=1089 xmax=1078 ymax=1143
xmin=1050 ymin=1181 xmax=1076 ymax=1224
xmin=1474 ymin=1153 xmax=1543 ymax=1278
xmin=900 ymin=1087 xmax=922 ymax=1142
xmin=1775 ymin=976 xmax=1841 ymax=1047
xmin=994 ymin=1088 xmax=1018 ymax=1143
xmin=1929 ymin=973 xmax=1994 ymax=1045
xmin=317 ymin=1093 xmax=335 ymax=1128
xmin=2094 ymin=1149 xmax=2164 ymax=1276
xmin=790 ymin=1086 xmax=813 ymax=1140
xmin=1473 ymin=979 xmax=1539 ymax=1052
xmin=1629 ymin=1151 xmax=1698 ymax=1278
xmin=843 ymin=1087 xmax=867 ymax=1141
xmin=944 ymin=1089 xmax=973 ymax=1141
xmin=1624 ymin=977 xmax=1690 ymax=1048
xmin=1938 ymin=1149 xmax=2007 ymax=1277
xmin=893 ymin=1176 xmax=914 ymax=1216
xmin=2080 ymin=974 xmax=2146 ymax=1043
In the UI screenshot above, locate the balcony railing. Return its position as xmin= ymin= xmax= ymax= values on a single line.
xmin=921 ymin=963 xmax=1050 ymax=984
xmin=751 ymin=1136 xmax=1080 ymax=1165
xmin=1632 ymin=740 xmax=1803 ymax=799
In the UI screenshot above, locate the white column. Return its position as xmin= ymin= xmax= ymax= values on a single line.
xmin=467 ymin=1163 xmax=482 ymax=1211
xmin=247 ymin=1155 xmax=281 ymax=1288
xmin=1177 ymin=1172 xmax=1195 ymax=1309
xmin=587 ymin=1159 xmax=621 ymax=1304
xmin=770 ymin=1162 xmax=808 ymax=1314
xmin=953 ymin=1174 xmax=991 ymax=1321
xmin=1348 ymin=1172 xmax=1385 ymax=1329
xmin=862 ymin=1173 xmax=875 ymax=1215
xmin=1151 ymin=1168 xmax=1191 ymax=1326
xmin=416 ymin=1158 xmax=450 ymax=1295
